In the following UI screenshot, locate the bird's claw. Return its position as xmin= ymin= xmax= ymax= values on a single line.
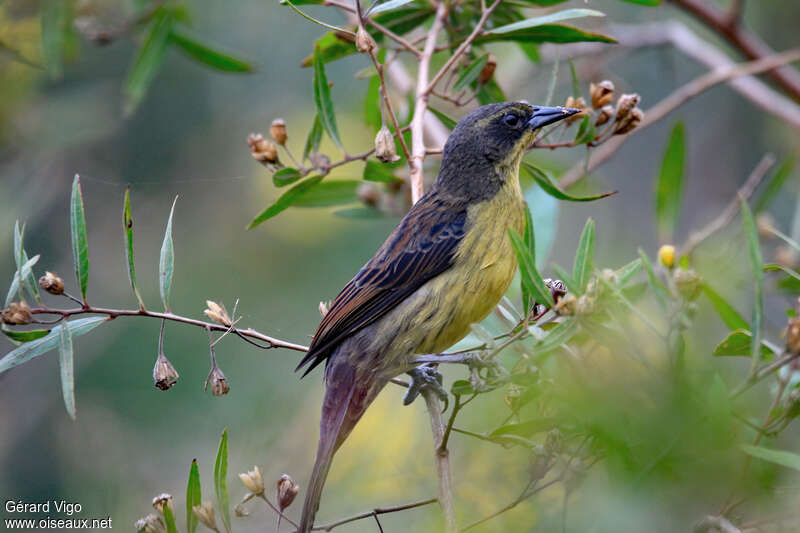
xmin=403 ymin=363 xmax=449 ymax=409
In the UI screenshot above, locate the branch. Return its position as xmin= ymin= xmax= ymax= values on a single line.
xmin=422 ymin=386 xmax=458 ymax=533
xmin=307 ymin=498 xmax=437 ymax=531
xmin=670 ymin=0 xmax=800 ymax=102
xmin=559 ymin=48 xmax=800 ymax=188
xmin=323 ymin=0 xmax=422 ymax=57
xmin=693 ymin=515 xmax=743 ymax=533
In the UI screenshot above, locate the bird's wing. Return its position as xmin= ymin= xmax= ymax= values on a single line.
xmin=297 ymin=194 xmax=468 ymax=376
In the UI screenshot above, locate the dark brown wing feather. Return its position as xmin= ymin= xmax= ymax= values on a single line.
xmin=297 ymin=191 xmax=467 ymax=376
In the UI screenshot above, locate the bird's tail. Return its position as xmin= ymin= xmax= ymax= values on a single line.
xmin=297 ymin=362 xmax=386 ymax=533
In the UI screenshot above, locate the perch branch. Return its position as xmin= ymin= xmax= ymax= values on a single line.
xmin=308 ymin=498 xmax=437 ymax=531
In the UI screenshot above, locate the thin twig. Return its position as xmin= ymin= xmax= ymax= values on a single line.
xmin=323 ymin=0 xmax=422 ymax=57
xmin=422 ymin=385 xmax=458 ymax=533
xmin=306 ymin=498 xmax=437 ymax=531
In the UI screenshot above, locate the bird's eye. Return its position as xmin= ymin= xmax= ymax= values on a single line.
xmin=503 ymin=114 xmax=521 ymax=128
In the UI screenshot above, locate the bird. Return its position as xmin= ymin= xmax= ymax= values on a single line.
xmin=295 ymin=101 xmax=579 ymax=532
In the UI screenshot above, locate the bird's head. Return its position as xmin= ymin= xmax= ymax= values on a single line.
xmin=435 ymin=101 xmax=580 ymax=201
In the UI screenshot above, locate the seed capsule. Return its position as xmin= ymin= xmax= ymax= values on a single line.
xmin=375 ymin=126 xmax=400 ymax=163
xmin=239 ymin=466 xmax=265 ymax=494
xmin=135 ymin=514 xmax=166 ymax=533
xmin=478 ymin=55 xmax=497 ymax=84
xmin=192 ymin=501 xmax=217 ymax=531
xmin=152 ymin=493 xmax=174 ymax=514
xmin=39 ymin=271 xmax=65 ymax=295
xmin=614 ymin=107 xmax=643 ymax=135
xmin=595 ymin=105 xmax=613 ymax=126
xmin=209 ymin=365 xmax=230 ymax=397
xmin=787 ymin=316 xmax=800 ymax=354
xmin=614 ymin=93 xmax=640 ymax=124
xmin=590 ymin=80 xmax=615 ymax=109
xmin=153 ymin=352 xmax=179 ymax=391
xmin=270 ymin=119 xmax=287 ymax=145
xmin=277 ymin=474 xmax=300 ymax=511
xmin=247 ymin=133 xmax=279 ymax=164
xmin=1 ymin=301 xmax=31 ymax=325
xmin=563 ymin=96 xmax=588 ymax=126
xmin=355 ymin=26 xmax=377 ymax=54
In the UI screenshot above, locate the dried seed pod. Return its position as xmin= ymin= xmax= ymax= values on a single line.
xmin=614 ymin=107 xmax=643 ymax=135
xmin=39 ymin=271 xmax=65 ymax=295
xmin=204 ymin=300 xmax=232 ymax=327
xmin=247 ymin=133 xmax=279 ymax=164
xmin=614 ymin=93 xmax=640 ymax=124
xmin=563 ymin=96 xmax=588 ymax=126
xmin=1 ymin=301 xmax=31 ymax=325
xmin=658 ymin=245 xmax=676 ymax=269
xmin=153 ymin=352 xmax=179 ymax=390
xmin=192 ymin=501 xmax=217 ymax=531
xmin=590 ymin=80 xmax=615 ymax=109
xmin=135 ymin=514 xmax=166 ymax=533
xmin=277 ymin=474 xmax=300 ymax=511
xmin=355 ymin=26 xmax=377 ymax=54
xmin=595 ymin=105 xmax=613 ymax=126
xmin=152 ymin=493 xmax=175 ymax=514
xmin=478 ymin=54 xmax=497 ymax=84
xmin=239 ymin=466 xmax=265 ymax=494
xmin=787 ymin=316 xmax=800 ymax=354
xmin=375 ymin=126 xmax=400 ymax=163
xmin=270 ymin=119 xmax=287 ymax=145
xmin=209 ymin=365 xmax=230 ymax=397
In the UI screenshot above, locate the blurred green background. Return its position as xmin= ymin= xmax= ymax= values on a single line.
xmin=1 ymin=0 xmax=799 ymax=531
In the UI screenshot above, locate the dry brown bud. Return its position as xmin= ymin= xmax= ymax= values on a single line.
xmin=614 ymin=93 xmax=640 ymax=124
xmin=39 ymin=271 xmax=65 ymax=295
xmin=192 ymin=501 xmax=217 ymax=531
xmin=595 ymin=105 xmax=613 ymax=126
xmin=270 ymin=119 xmax=287 ymax=145
xmin=674 ymin=268 xmax=702 ymax=301
xmin=153 ymin=352 xmax=179 ymax=391
xmin=478 ymin=54 xmax=497 ymax=84
xmin=2 ymin=301 xmax=31 ymax=325
xmin=590 ymin=80 xmax=615 ymax=109
xmin=756 ymin=212 xmax=777 ymax=239
xmin=375 ymin=126 xmax=400 ymax=163
xmin=277 ymin=474 xmax=300 ymax=511
xmin=247 ymin=133 xmax=279 ymax=164
xmin=135 ymin=514 xmax=166 ymax=533
xmin=208 ymin=364 xmax=230 ymax=397
xmin=152 ymin=493 xmax=174 ymax=514
xmin=614 ymin=107 xmax=643 ymax=135
xmin=563 ymin=96 xmax=588 ymax=125
xmin=787 ymin=316 xmax=800 ymax=354
xmin=239 ymin=465 xmax=264 ymax=494
xmin=204 ymin=300 xmax=232 ymax=327
xmin=355 ymin=26 xmax=377 ymax=54
xmin=658 ymin=244 xmax=676 ymax=269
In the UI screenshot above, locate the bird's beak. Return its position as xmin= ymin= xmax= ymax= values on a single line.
xmin=527 ymin=106 xmax=581 ymax=130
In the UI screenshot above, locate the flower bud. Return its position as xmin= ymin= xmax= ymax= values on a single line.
xmin=247 ymin=133 xmax=279 ymax=164
xmin=658 ymin=244 xmax=676 ymax=268
xmin=595 ymin=105 xmax=613 ymax=126
xmin=270 ymin=119 xmax=287 ymax=145
xmin=152 ymin=493 xmax=174 ymax=514
xmin=673 ymin=268 xmax=702 ymax=301
xmin=477 ymin=54 xmax=497 ymax=85
xmin=153 ymin=352 xmax=179 ymax=391
xmin=756 ymin=212 xmax=776 ymax=239
xmin=375 ymin=126 xmax=400 ymax=163
xmin=135 ymin=514 xmax=166 ymax=533
xmin=787 ymin=316 xmax=800 ymax=354
xmin=2 ymin=301 xmax=31 ymax=325
xmin=239 ymin=465 xmax=264 ymax=494
xmin=590 ymin=80 xmax=615 ymax=109
xmin=355 ymin=26 xmax=377 ymax=54
xmin=192 ymin=501 xmax=217 ymax=531
xmin=39 ymin=271 xmax=65 ymax=295
xmin=204 ymin=300 xmax=232 ymax=327
xmin=277 ymin=474 xmax=300 ymax=511
xmin=209 ymin=364 xmax=230 ymax=397
xmin=614 ymin=93 xmax=640 ymax=124
xmin=614 ymin=107 xmax=643 ymax=135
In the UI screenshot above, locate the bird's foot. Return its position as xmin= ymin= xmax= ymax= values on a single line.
xmin=403 ymin=363 xmax=449 ymax=408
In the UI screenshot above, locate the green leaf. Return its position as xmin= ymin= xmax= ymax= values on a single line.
xmin=0 ymin=317 xmax=106 ymax=375
xmin=655 ymin=122 xmax=686 ymax=242
xmin=70 ymin=175 xmax=90 ymax=304
xmin=754 ymin=157 xmax=795 ymax=212
xmin=487 ymin=8 xmax=604 ymax=34
xmin=170 ymin=28 xmax=254 ymax=72
xmin=765 ymin=263 xmax=800 ymax=283
xmin=281 ymin=0 xmax=353 ymax=34
xmin=363 ymin=161 xmax=402 ymax=183
xmin=292 ymin=180 xmax=360 ymax=207
xmin=14 ymin=221 xmax=42 ymax=304
xmin=530 ymin=316 xmax=578 ymax=357
xmin=58 ymin=319 xmax=75 ymax=420
xmin=429 ymin=107 xmax=458 ymax=130
xmin=477 ymin=24 xmax=616 ymax=45
xmin=162 ymin=504 xmax=179 ymax=533
xmin=40 ymin=0 xmax=69 ymax=79
xmin=638 ymin=248 xmax=668 ymax=310
xmin=741 ymin=197 xmax=763 ymax=369
xmin=451 ymin=379 xmax=474 ymax=396
xmin=453 ymin=54 xmax=489 ymax=93
xmin=302 ymin=32 xmax=355 ymax=67
xmin=123 ymin=187 xmax=146 ymax=310
xmin=313 ymin=45 xmax=343 ymax=149
xmin=568 ymin=58 xmax=580 ymax=98
xmin=123 ymin=10 xmax=173 ymax=116
xmin=490 ymin=417 xmax=558 ymax=438
xmin=741 ymin=444 xmax=800 ymax=471
xmin=365 ymin=74 xmax=382 ymax=131
xmin=702 ymin=284 xmax=749 ymax=331
xmin=615 ymin=258 xmax=642 ymax=287
xmin=303 ymin=114 xmax=323 ymax=161
xmin=5 ymin=255 xmax=40 ymax=307
xmin=573 ymin=115 xmax=595 ymax=144
xmin=508 ymin=228 xmax=554 ymax=308
xmin=713 ymin=329 xmax=773 ymax=358
xmin=2 ymin=329 xmax=51 ymax=343
xmin=521 ymin=161 xmax=615 ymax=202
xmin=214 ymin=429 xmax=232 ymax=533
xmin=186 ymin=459 xmax=202 ymax=533
xmin=248 ymin=176 xmax=324 ymax=228
xmin=521 ymin=205 xmax=536 ymax=314
xmin=159 ymin=196 xmax=178 ymax=312
xmin=572 ymin=218 xmax=595 ymax=293
xmin=273 ymin=168 xmax=303 ymax=187
xmin=369 ymin=0 xmax=415 ymax=15
xmin=551 ymin=263 xmax=576 ymax=294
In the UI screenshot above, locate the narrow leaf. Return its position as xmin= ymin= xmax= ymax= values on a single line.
xmin=70 ymin=175 xmax=90 ymax=304
xmin=123 ymin=10 xmax=173 ymax=116
xmin=655 ymin=122 xmax=686 ymax=241
xmin=5 ymin=255 xmax=41 ymax=307
xmin=487 ymin=8 xmax=605 ymax=34
xmin=521 ymin=205 xmax=536 ymax=314
xmin=248 ymin=176 xmax=324 ymax=228
xmin=214 ymin=429 xmax=232 ymax=533
xmin=303 ymin=114 xmax=323 ymax=161
xmin=490 ymin=417 xmax=558 ymax=438
xmin=364 ymin=74 xmax=382 ymax=131
xmin=0 ymin=317 xmax=106 ymax=375
xmin=568 ymin=59 xmax=580 ymax=98
xmin=273 ymin=168 xmax=303 ymax=187
xmin=369 ymin=0 xmax=415 ymax=15
xmin=573 ymin=115 xmax=595 ymax=144
xmin=159 ymin=196 xmax=178 ymax=312
xmin=162 ymin=505 xmax=179 ymax=533
xmin=292 ymin=180 xmax=360 ymax=207
xmin=702 ymin=284 xmax=748 ymax=331
xmin=741 ymin=444 xmax=800 ymax=471
xmin=2 ymin=329 xmax=51 ymax=343
xmin=713 ymin=329 xmax=773 ymax=358
xmin=313 ymin=45 xmax=343 ymax=149
xmin=13 ymin=221 xmax=42 ymax=304
xmin=170 ymin=29 xmax=253 ymax=72
xmin=521 ymin=161 xmax=615 ymax=202
xmin=572 ymin=218 xmax=595 ymax=293
xmin=364 ymin=161 xmax=403 ymax=183
xmin=58 ymin=320 xmax=75 ymax=420
xmin=765 ymin=263 xmax=800 ymax=282
xmin=615 ymin=258 xmax=642 ymax=286
xmin=530 ymin=318 xmax=579 ymax=357
xmin=741 ymin=197 xmax=763 ymax=369
xmin=754 ymin=157 xmax=795 ymax=212
xmin=186 ymin=459 xmax=202 ymax=533
xmin=41 ymin=0 xmax=68 ymax=79
xmin=429 ymin=107 xmax=458 ymax=130
xmin=477 ymin=24 xmax=616 ymax=45
xmin=453 ymin=54 xmax=489 ymax=93
xmin=509 ymin=229 xmax=554 ymax=308
xmin=123 ymin=187 xmax=146 ymax=310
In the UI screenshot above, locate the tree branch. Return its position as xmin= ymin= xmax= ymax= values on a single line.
xmin=306 ymin=498 xmax=437 ymax=531
xmin=422 ymin=386 xmax=458 ymax=533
